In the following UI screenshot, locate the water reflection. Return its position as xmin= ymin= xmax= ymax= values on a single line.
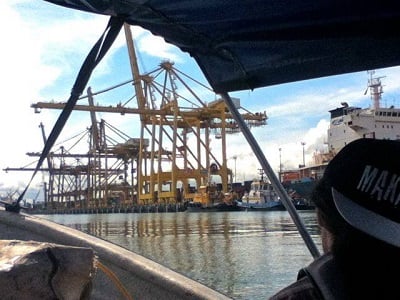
xmin=41 ymin=211 xmax=321 ymax=300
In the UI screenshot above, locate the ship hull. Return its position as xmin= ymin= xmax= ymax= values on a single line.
xmin=186 ymin=201 xmax=242 ymax=212
xmin=283 ymin=180 xmax=317 ymax=203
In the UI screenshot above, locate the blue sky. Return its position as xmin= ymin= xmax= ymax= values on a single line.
xmin=2 ymin=1 xmax=400 ymax=199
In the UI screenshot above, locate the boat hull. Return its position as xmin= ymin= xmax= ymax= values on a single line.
xmin=237 ymin=202 xmax=315 ymax=211
xmin=0 ymin=209 xmax=230 ymax=300
xmin=186 ymin=201 xmax=242 ymax=212
xmin=237 ymin=202 xmax=285 ymax=211
xmin=283 ymin=180 xmax=316 ymax=203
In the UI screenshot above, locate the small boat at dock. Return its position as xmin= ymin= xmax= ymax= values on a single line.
xmin=186 ymin=185 xmax=242 ymax=212
xmin=239 ymin=179 xmax=284 ymax=211
xmin=238 ymin=178 xmax=315 ymax=211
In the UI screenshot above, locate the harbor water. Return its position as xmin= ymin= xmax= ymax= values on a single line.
xmin=39 ymin=211 xmax=322 ymax=299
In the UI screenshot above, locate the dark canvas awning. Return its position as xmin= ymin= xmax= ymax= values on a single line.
xmin=45 ymin=0 xmax=400 ymax=92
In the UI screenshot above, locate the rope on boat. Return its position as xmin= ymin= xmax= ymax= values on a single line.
xmin=96 ymin=260 xmax=134 ymax=300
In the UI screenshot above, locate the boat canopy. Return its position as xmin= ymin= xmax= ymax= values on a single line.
xmin=44 ymin=0 xmax=400 ymax=92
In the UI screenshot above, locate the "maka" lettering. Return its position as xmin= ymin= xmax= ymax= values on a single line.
xmin=357 ymin=165 xmax=400 ymax=205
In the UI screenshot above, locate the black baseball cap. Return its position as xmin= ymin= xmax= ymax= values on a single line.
xmin=324 ymin=138 xmax=400 ymax=247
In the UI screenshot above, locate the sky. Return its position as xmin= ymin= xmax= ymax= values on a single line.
xmin=2 ymin=1 xmax=400 ymax=200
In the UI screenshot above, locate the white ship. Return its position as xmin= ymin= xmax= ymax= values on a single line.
xmin=282 ymin=72 xmax=400 ymax=193
xmin=328 ymin=75 xmax=400 ymax=155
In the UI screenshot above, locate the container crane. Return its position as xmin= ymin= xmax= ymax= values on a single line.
xmin=29 ymin=23 xmax=268 ymax=208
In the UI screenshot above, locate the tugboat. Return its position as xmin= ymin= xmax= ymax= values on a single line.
xmin=239 ymin=179 xmax=284 ymax=211
xmin=238 ymin=177 xmax=315 ymax=211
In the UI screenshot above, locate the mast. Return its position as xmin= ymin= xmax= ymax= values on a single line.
xmin=367 ymin=70 xmax=384 ymax=109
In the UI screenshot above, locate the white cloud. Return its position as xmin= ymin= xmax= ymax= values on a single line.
xmin=138 ymin=32 xmax=183 ymax=63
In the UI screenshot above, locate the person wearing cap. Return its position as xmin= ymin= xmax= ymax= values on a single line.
xmin=269 ymin=138 xmax=400 ymax=300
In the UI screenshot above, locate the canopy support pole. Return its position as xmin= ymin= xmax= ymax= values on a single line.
xmin=220 ymin=92 xmax=320 ymax=259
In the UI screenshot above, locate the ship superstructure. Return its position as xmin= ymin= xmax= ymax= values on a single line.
xmin=328 ymin=75 xmax=400 ymax=155
xmin=281 ymin=72 xmax=400 ymax=198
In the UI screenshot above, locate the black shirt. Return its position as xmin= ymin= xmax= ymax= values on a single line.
xmin=269 ymin=275 xmax=322 ymax=300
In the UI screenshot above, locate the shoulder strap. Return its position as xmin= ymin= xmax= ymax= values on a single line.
xmin=6 ymin=16 xmax=124 ymax=213
xmin=298 ymin=253 xmax=346 ymax=300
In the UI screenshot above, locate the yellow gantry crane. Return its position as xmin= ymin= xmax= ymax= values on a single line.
xmin=29 ymin=23 xmax=268 ymax=209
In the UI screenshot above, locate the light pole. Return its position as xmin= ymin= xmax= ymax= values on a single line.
xmin=233 ymin=155 xmax=237 ymax=182
xmin=301 ymin=142 xmax=306 ymax=167
xmin=279 ymin=148 xmax=282 ymax=181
